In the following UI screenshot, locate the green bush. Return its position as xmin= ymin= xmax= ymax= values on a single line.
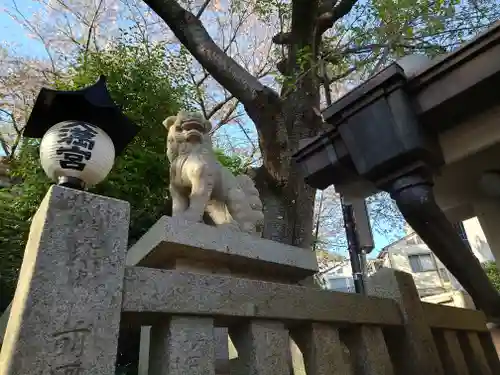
xmin=0 ymin=31 xmax=246 ymax=309
xmin=484 ymin=261 xmax=500 ymax=291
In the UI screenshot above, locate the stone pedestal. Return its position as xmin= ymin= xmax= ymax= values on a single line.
xmin=126 ymin=216 xmax=318 ymax=375
xmin=0 ymin=186 xmax=130 ymax=375
xmin=367 ymin=268 xmax=444 ymax=375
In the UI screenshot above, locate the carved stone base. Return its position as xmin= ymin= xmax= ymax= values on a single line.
xmin=126 ymin=215 xmax=318 ymax=283
xmin=126 ymin=216 xmax=318 ymax=375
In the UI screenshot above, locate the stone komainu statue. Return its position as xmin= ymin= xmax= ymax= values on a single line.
xmin=163 ymin=111 xmax=264 ymax=236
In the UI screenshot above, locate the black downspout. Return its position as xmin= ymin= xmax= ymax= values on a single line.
xmin=386 ymin=171 xmax=500 ymax=319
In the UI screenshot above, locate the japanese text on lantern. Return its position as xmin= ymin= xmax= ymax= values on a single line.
xmin=56 ymin=122 xmax=98 ymax=171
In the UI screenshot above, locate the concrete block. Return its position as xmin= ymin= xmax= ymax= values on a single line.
xmin=122 ymin=267 xmax=403 ymax=326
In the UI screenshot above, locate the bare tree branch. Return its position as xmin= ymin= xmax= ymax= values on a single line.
xmin=7 ymin=133 xmax=22 ymax=159
xmin=0 ymin=135 xmax=9 ymax=157
xmin=235 ymin=117 xmax=257 ymax=151
xmin=188 ymin=70 xmax=209 ymax=118
xmin=143 ymin=0 xmax=277 ymax=107
xmin=209 ymin=99 xmax=239 ymax=133
xmin=0 ymin=109 xmax=21 ymax=135
xmin=329 ymin=0 xmax=358 ymax=23
xmin=330 ymin=41 xmax=455 ymax=59
xmin=370 ymin=47 xmax=390 ymax=75
xmin=196 ymin=0 xmax=212 ymax=18
xmin=8 ymin=0 xmax=57 ymax=73
xmin=84 ymin=0 xmax=105 ymax=60
xmin=329 ymin=66 xmax=356 ymax=82
xmin=217 ymin=99 xmax=240 ymax=128
xmin=317 ymin=0 xmax=359 ymax=37
xmin=195 ymin=10 xmax=251 ymax=88
xmin=206 ymin=95 xmax=235 ymax=119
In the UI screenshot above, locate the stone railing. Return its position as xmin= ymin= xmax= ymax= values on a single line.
xmin=123 ymin=267 xmax=500 ymax=375
xmin=0 ymin=186 xmax=499 ymax=375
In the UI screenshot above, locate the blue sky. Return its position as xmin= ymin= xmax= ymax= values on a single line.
xmin=369 ymin=218 xmax=402 ymax=256
xmin=0 ymin=0 xmax=47 ymax=57
xmin=0 ymin=0 xmax=402 ymax=254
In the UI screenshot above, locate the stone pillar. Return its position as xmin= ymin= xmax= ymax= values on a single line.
xmin=149 ymin=317 xmax=216 ymax=375
xmin=138 ymin=265 xmax=231 ymax=375
xmin=0 ymin=186 xmax=130 ymax=375
xmin=138 ymin=326 xmax=151 ymax=375
xmin=367 ymin=268 xmax=445 ymax=375
xmin=229 ymin=320 xmax=289 ymax=375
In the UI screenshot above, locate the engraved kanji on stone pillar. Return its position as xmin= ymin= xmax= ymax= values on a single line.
xmin=0 ymin=186 xmax=130 ymax=375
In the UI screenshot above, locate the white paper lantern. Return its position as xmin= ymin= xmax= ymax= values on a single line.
xmin=40 ymin=120 xmax=115 ymax=187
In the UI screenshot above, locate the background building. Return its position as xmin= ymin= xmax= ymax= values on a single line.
xmin=319 ymin=216 xmax=493 ymax=310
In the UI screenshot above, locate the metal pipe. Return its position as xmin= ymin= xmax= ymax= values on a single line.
xmin=341 ymin=196 xmax=365 ymax=294
xmin=312 ymin=190 xmax=325 ymax=252
xmin=387 ymin=171 xmax=500 ymax=318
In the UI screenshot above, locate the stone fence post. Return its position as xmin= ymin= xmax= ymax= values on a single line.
xmin=0 ymin=185 xmax=130 ymax=375
xmin=367 ymin=268 xmax=445 ymax=375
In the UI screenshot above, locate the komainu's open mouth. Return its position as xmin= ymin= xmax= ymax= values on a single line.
xmin=186 ymin=129 xmax=203 ymax=142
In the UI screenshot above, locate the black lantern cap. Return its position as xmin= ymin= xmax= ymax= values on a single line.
xmin=24 ymin=75 xmax=139 ymax=155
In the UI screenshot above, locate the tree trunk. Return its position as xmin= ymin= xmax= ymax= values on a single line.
xmin=255 ymin=161 xmax=316 ymax=248
xmin=251 ymin=94 xmax=320 ymax=248
xmin=143 ymin=0 xmax=324 ymax=249
xmin=247 ymin=0 xmax=322 ymax=248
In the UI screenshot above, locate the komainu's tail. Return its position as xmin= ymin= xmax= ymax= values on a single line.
xmin=235 ymin=174 xmax=264 ymax=235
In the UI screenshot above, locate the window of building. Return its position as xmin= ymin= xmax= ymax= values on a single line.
xmin=406 ymin=236 xmax=424 ymax=245
xmin=453 ymin=222 xmax=471 ymax=250
xmin=328 ymin=277 xmax=355 ymax=293
xmin=408 ymin=254 xmax=435 ymax=272
xmin=439 ymin=268 xmax=450 ymax=282
xmin=406 ymin=237 xmax=417 ymax=245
